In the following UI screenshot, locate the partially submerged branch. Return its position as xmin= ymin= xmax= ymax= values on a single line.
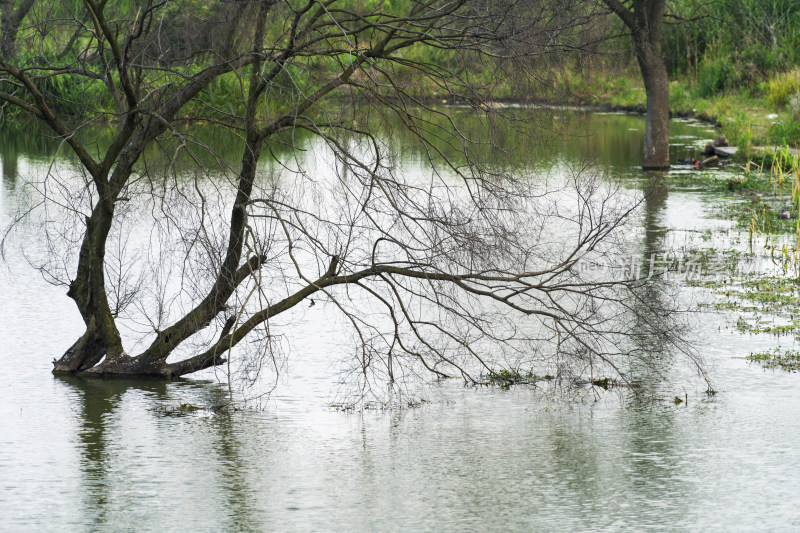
xmin=0 ymin=1 xmax=697 ymax=402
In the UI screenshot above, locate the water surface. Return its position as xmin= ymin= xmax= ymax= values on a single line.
xmin=2 ymin=111 xmax=799 ymax=532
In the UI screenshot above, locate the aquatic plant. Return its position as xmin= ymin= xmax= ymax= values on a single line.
xmin=747 ymin=347 xmax=800 ymax=372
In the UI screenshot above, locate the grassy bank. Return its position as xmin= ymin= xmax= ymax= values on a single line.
xmin=560 ymin=66 xmax=800 ymax=151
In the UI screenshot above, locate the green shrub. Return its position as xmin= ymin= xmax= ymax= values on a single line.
xmin=767 ymin=119 xmax=800 ymax=147
xmin=698 ymin=58 xmax=730 ymax=98
xmin=767 ymin=69 xmax=800 ymax=108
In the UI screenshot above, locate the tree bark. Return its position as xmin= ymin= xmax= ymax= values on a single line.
xmin=52 ymin=318 xmax=106 ymax=373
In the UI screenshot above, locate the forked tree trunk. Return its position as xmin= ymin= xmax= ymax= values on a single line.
xmin=48 ymin=2 xmax=273 ymax=379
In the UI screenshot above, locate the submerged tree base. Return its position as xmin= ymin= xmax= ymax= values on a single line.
xmin=53 ymin=352 xmax=228 ymax=379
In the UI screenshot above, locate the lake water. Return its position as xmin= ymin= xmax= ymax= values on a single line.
xmin=2 ymin=111 xmax=800 ymax=531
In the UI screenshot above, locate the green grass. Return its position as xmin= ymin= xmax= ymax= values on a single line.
xmin=555 ymin=63 xmax=800 ymax=149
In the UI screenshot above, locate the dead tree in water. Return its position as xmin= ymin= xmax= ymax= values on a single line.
xmin=0 ymin=1 xmax=695 ymax=399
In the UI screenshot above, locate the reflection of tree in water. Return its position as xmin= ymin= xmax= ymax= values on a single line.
xmin=537 ymin=174 xmax=698 ymax=528
xmin=535 ymin=403 xmax=690 ymax=528
xmin=618 ymin=402 xmax=692 ymax=524
xmin=544 ymin=414 xmax=605 ymax=513
xmin=2 ymin=149 xmax=17 ymax=189
xmin=207 ymin=410 xmax=261 ymax=530
xmin=547 ymin=169 xmax=697 ymax=523
xmin=641 ymin=175 xmax=669 ymax=258
xmin=57 ymin=376 xmax=260 ymax=531
xmin=57 ymin=376 xmax=168 ymax=528
xmin=624 ymin=173 xmax=699 ymax=393
xmin=0 ymin=123 xmax=76 ymax=190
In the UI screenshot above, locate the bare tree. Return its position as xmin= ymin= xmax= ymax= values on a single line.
xmin=1 ymin=1 xmax=696 ymax=400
